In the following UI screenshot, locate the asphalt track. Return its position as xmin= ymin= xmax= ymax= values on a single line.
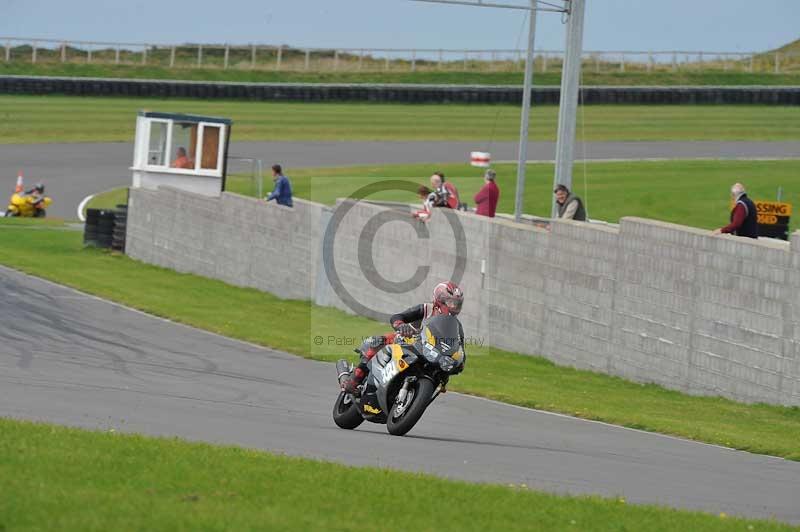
xmin=1 ymin=141 xmax=798 ymax=218
xmin=2 ymin=265 xmax=799 ymax=523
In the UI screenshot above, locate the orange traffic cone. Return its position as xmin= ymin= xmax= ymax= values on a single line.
xmin=14 ymin=171 xmax=23 ymax=193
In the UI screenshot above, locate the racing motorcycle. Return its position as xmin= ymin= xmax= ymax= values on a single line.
xmin=4 ymin=187 xmax=52 ymax=218
xmin=333 ymin=314 xmax=465 ymax=436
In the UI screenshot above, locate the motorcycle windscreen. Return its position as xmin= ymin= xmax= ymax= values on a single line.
xmin=422 ymin=315 xmax=462 ymax=357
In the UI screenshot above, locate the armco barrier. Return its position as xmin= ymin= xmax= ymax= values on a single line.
xmin=1 ymin=75 xmax=799 ymax=104
xmin=126 ymin=187 xmax=800 ymax=406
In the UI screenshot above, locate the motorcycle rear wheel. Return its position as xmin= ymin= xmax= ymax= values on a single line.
xmin=387 ymin=378 xmax=435 ymax=436
xmin=332 ymin=391 xmax=364 ymax=430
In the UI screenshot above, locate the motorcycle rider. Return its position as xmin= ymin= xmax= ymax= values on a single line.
xmin=24 ymin=183 xmax=46 ymax=206
xmin=341 ymin=281 xmax=465 ymax=395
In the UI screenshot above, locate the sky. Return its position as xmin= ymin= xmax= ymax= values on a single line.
xmin=2 ymin=0 xmax=798 ymax=53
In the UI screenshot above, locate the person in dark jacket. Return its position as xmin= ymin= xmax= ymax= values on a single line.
xmin=341 ymin=281 xmax=465 ymax=395
xmin=474 ymin=169 xmax=500 ymax=218
xmin=554 ymin=184 xmax=586 ymax=221
xmin=714 ymin=183 xmax=758 ymax=238
xmin=265 ymin=164 xmax=293 ymax=207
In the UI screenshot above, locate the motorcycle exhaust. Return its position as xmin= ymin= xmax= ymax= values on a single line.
xmin=336 ymin=359 xmax=352 ymax=387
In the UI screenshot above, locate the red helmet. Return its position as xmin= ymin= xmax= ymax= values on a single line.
xmin=432 ymin=281 xmax=464 ymax=316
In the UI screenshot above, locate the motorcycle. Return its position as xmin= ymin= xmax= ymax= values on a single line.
xmin=333 ymin=314 xmax=465 ymax=436
xmin=4 ymin=190 xmax=52 ymax=218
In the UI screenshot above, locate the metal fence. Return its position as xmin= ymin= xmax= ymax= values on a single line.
xmin=2 ymin=36 xmax=798 ymax=74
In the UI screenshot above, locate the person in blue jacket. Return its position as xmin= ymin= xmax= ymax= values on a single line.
xmin=265 ymin=164 xmax=293 ymax=207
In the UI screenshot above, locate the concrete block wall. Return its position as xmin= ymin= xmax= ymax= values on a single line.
xmin=127 ymin=187 xmax=320 ymax=301
xmin=127 ymin=187 xmax=800 ymax=406
xmin=784 ymin=232 xmax=800 ymax=405
xmin=610 ymin=218 xmax=696 ymax=390
xmin=539 ymin=220 xmax=619 ymax=374
xmin=610 ymin=218 xmax=796 ymax=404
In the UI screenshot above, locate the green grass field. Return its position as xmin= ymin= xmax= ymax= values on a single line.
xmin=227 ymin=159 xmax=800 ymax=230
xmin=2 ymin=418 xmax=790 ymax=532
xmin=2 ymin=95 xmax=799 ymax=144
xmin=1 ymin=220 xmax=799 ymax=461
xmin=5 ymin=61 xmax=800 ymax=86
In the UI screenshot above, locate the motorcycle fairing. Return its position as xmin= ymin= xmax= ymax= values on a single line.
xmin=367 ymin=343 xmax=419 ymax=413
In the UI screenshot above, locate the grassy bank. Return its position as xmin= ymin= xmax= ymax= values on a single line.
xmin=227 ymin=159 xmax=800 ymax=231
xmin=2 ymin=95 xmax=799 ymax=144
xmin=83 ymin=187 xmax=128 ymax=213
xmin=4 ymin=61 xmax=800 ymax=86
xmin=0 ymin=220 xmax=799 ymax=461
xmin=2 ymin=418 xmax=790 ymax=532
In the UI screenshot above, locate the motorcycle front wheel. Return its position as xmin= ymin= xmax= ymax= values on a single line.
xmin=387 ymin=378 xmax=435 ymax=436
xmin=332 ymin=391 xmax=364 ymax=430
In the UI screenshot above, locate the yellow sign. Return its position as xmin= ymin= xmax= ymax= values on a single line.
xmin=755 ymin=200 xmax=792 ymax=217
xmin=754 ymin=200 xmax=792 ymax=216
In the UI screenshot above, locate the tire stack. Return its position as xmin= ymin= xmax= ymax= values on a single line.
xmin=112 ymin=204 xmax=127 ymax=252
xmin=97 ymin=210 xmax=115 ymax=248
xmin=83 ymin=208 xmax=101 ymax=247
xmin=83 ymin=208 xmax=119 ymax=250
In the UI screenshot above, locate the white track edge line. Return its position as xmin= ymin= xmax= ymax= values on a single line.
xmin=76 ymin=194 xmax=94 ymax=222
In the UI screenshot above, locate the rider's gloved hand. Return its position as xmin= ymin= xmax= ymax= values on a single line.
xmin=367 ymin=335 xmax=385 ymax=349
xmin=393 ymin=321 xmax=416 ymax=338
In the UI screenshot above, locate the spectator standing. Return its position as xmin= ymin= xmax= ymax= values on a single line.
xmin=713 ymin=182 xmax=757 ymax=238
xmin=265 ymin=164 xmax=293 ymax=207
xmin=430 ymin=172 xmax=460 ymax=210
xmin=554 ymin=184 xmax=586 ymax=221
xmin=474 ymin=169 xmax=500 ymax=218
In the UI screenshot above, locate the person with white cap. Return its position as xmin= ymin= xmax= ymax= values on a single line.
xmin=713 ymin=182 xmax=758 ymax=238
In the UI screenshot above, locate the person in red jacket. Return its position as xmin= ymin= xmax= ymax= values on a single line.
xmin=474 ymin=169 xmax=500 ymax=217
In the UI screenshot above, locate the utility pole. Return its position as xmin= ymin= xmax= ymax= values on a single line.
xmin=552 ymin=0 xmax=586 ymax=217
xmin=514 ymin=1 xmax=537 ymax=223
xmin=409 ymin=0 xmax=571 ymax=222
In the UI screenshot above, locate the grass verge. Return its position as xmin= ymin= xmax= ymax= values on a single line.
xmin=84 ymin=187 xmax=129 ymax=212
xmin=2 ymin=95 xmax=799 ymax=143
xmin=0 ymin=221 xmax=798 ymax=461
xmin=2 ymin=418 xmax=790 ymax=532
xmin=4 ymin=61 xmax=800 ymax=86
